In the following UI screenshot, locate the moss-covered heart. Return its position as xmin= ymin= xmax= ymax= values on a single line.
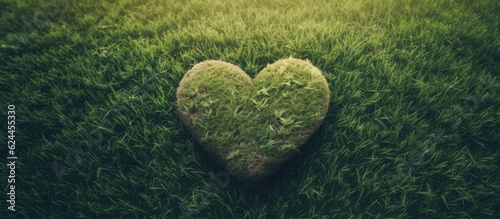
xmin=176 ymin=58 xmax=330 ymax=182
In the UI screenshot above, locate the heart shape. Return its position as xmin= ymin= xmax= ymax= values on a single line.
xmin=176 ymin=58 xmax=330 ymax=182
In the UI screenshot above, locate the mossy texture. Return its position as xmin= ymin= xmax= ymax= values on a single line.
xmin=177 ymin=58 xmax=330 ymax=181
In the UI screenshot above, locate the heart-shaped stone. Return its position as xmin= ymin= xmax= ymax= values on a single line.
xmin=176 ymin=58 xmax=330 ymax=182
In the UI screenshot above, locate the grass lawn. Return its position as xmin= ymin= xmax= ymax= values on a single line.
xmin=1 ymin=0 xmax=499 ymax=218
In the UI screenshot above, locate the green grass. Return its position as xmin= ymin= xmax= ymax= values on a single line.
xmin=1 ymin=0 xmax=499 ymax=218
xmin=176 ymin=58 xmax=330 ymax=182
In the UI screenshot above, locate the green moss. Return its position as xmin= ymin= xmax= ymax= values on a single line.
xmin=177 ymin=58 xmax=330 ymax=181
